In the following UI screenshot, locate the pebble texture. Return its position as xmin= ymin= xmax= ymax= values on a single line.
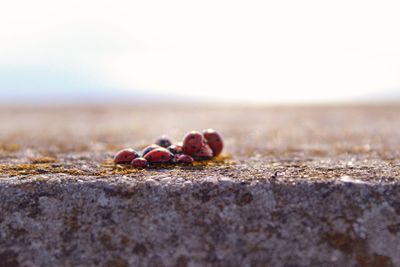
xmin=0 ymin=105 xmax=399 ymax=267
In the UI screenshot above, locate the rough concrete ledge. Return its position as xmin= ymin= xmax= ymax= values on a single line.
xmin=1 ymin=176 xmax=399 ymax=267
xmin=1 ymin=106 xmax=400 ymax=266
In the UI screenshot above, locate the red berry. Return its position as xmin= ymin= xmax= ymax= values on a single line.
xmin=155 ymin=135 xmax=172 ymax=148
xmin=177 ymin=154 xmax=194 ymax=164
xmin=114 ymin=148 xmax=140 ymax=164
xmin=192 ymin=143 xmax=213 ymax=161
xmin=142 ymin=144 xmax=161 ymax=157
xmin=131 ymin=157 xmax=148 ymax=168
xmin=144 ymin=148 xmax=175 ymax=164
xmin=182 ymin=131 xmax=205 ymax=155
xmin=203 ymin=129 xmax=224 ymax=157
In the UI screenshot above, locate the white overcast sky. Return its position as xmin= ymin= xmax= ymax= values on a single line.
xmin=1 ymin=0 xmax=400 ymax=103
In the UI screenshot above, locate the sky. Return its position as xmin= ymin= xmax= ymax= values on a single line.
xmin=1 ymin=0 xmax=400 ymax=103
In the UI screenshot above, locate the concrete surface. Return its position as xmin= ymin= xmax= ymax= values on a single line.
xmin=0 ymin=105 xmax=399 ymax=267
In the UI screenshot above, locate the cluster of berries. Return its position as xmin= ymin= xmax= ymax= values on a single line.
xmin=113 ymin=129 xmax=224 ymax=168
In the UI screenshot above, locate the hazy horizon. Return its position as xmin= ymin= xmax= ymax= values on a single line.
xmin=1 ymin=0 xmax=400 ymax=104
xmin=1 ymin=86 xmax=400 ymax=105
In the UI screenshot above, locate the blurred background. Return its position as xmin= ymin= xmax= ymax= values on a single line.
xmin=1 ymin=0 xmax=400 ymax=179
xmin=1 ymin=0 xmax=400 ymax=105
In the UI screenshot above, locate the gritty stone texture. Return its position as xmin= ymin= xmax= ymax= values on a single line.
xmin=0 ymin=105 xmax=400 ymax=267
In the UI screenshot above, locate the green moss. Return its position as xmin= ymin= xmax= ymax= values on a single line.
xmin=30 ymin=156 xmax=57 ymax=164
xmin=96 ymin=155 xmax=237 ymax=176
xmin=0 ymin=143 xmax=21 ymax=153
xmin=0 ymin=163 xmax=84 ymax=177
